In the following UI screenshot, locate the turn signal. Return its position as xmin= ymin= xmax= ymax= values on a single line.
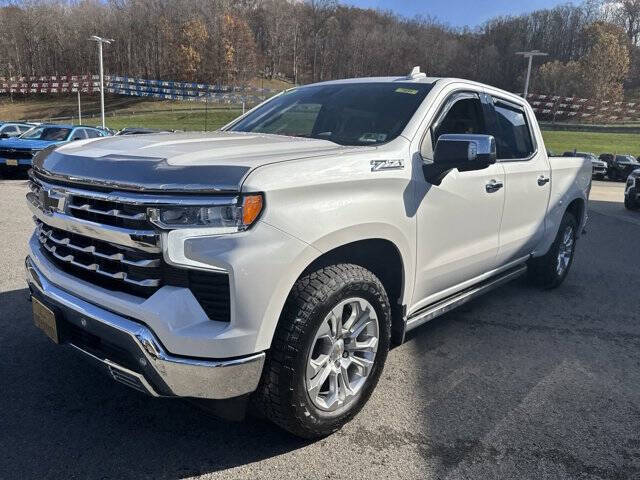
xmin=242 ymin=194 xmax=264 ymax=227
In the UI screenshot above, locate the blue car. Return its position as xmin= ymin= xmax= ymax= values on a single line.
xmin=0 ymin=122 xmax=36 ymax=139
xmin=0 ymin=124 xmax=109 ymax=172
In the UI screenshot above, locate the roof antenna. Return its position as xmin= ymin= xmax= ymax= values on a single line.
xmin=407 ymin=66 xmax=426 ymax=80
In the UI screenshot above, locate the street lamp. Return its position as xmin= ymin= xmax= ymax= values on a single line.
xmin=515 ymin=50 xmax=548 ymax=98
xmin=89 ymin=35 xmax=113 ymax=129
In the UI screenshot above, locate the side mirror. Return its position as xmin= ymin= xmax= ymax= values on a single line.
xmin=425 ymin=134 xmax=496 ymax=185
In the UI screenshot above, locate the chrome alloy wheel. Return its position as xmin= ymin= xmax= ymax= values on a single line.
xmin=556 ymin=225 xmax=575 ymax=276
xmin=306 ymin=297 xmax=379 ymax=412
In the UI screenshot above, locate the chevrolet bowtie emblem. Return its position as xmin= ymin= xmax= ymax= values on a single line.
xmin=39 ymin=188 xmax=67 ymax=214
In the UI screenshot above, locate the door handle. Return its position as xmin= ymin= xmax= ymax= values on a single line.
xmin=537 ymin=175 xmax=550 ymax=186
xmin=485 ymin=180 xmax=504 ymax=193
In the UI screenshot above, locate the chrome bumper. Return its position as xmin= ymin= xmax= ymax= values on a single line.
xmin=25 ymin=256 xmax=265 ymax=400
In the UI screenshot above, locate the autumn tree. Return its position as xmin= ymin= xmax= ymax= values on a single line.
xmin=536 ymin=60 xmax=582 ymax=96
xmin=579 ymin=22 xmax=630 ymax=100
xmin=221 ymin=13 xmax=257 ymax=84
xmin=175 ymin=19 xmax=208 ymax=82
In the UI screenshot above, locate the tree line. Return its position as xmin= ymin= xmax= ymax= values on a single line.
xmin=0 ymin=0 xmax=638 ymax=100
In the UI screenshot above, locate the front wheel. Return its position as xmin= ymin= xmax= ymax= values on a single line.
xmin=253 ymin=264 xmax=391 ymax=438
xmin=528 ymin=211 xmax=578 ymax=289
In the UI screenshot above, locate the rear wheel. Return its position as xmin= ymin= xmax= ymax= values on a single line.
xmin=528 ymin=212 xmax=578 ymax=289
xmin=253 ymin=264 xmax=391 ymax=438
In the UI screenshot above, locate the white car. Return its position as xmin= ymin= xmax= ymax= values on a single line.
xmin=24 ymin=69 xmax=591 ymax=438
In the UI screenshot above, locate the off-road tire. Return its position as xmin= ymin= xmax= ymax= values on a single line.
xmin=252 ymin=263 xmax=391 ymax=439
xmin=527 ymin=211 xmax=578 ymax=289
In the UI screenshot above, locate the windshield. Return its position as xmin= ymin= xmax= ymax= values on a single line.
xmin=229 ymin=82 xmax=433 ymax=146
xmin=616 ymin=155 xmax=638 ymax=163
xmin=20 ymin=126 xmax=71 ymax=141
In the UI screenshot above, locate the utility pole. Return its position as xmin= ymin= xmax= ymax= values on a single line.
xmin=90 ymin=35 xmax=113 ymax=128
xmin=77 ymin=90 xmax=82 ymax=125
xmin=515 ymin=50 xmax=548 ymax=98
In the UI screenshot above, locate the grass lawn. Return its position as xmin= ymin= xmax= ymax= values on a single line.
xmin=103 ymin=109 xmax=242 ymax=131
xmin=541 ymin=130 xmax=640 ymax=156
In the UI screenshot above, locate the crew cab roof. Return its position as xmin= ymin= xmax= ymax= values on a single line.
xmin=306 ymin=75 xmax=441 ymax=87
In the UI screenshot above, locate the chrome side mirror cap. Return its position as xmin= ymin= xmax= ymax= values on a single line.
xmin=434 ymin=134 xmax=497 ymax=168
xmin=425 ymin=134 xmax=497 ymax=185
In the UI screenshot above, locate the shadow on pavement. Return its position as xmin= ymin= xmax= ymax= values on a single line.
xmin=0 ymin=288 xmax=309 ymax=479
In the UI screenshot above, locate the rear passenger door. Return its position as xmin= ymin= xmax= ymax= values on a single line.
xmin=489 ymin=96 xmax=551 ymax=265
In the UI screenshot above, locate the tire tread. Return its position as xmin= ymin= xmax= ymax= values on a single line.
xmin=252 ymin=263 xmax=390 ymax=438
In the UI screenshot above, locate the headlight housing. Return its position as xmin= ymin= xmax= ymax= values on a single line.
xmin=148 ymin=193 xmax=263 ymax=232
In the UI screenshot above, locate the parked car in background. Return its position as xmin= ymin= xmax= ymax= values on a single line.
xmin=25 ymin=71 xmax=591 ymax=438
xmin=625 ymin=169 xmax=640 ymax=210
xmin=599 ymin=153 xmax=640 ymax=181
xmin=563 ymin=151 xmax=607 ymax=180
xmin=0 ymin=124 xmax=109 ymax=173
xmin=0 ymin=121 xmax=35 ymax=138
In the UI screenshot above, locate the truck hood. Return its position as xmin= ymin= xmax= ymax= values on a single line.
xmin=0 ymin=137 xmax=64 ymax=151
xmin=32 ymin=131 xmax=349 ymax=193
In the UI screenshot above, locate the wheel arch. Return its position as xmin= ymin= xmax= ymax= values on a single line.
xmin=566 ymin=197 xmax=585 ymax=229
xmin=255 ymin=230 xmax=412 ymax=352
xmin=300 ymin=238 xmax=407 ymax=345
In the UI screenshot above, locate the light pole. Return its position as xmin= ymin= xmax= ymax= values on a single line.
xmin=89 ymin=35 xmax=113 ymax=128
xmin=77 ymin=90 xmax=82 ymax=125
xmin=516 ymin=50 xmax=548 ymax=98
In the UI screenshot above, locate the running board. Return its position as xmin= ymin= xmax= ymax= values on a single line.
xmin=405 ymin=264 xmax=527 ymax=332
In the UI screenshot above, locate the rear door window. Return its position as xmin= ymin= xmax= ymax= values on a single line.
xmin=71 ymin=129 xmax=88 ymax=140
xmin=492 ymin=99 xmax=535 ymax=160
xmin=84 ymin=128 xmax=102 ymax=138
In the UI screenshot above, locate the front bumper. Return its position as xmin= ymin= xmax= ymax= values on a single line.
xmin=25 ymin=256 xmax=265 ymax=400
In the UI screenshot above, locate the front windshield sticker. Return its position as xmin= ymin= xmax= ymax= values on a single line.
xmin=395 ymin=87 xmax=419 ymax=95
xmin=359 ymin=133 xmax=387 ymax=143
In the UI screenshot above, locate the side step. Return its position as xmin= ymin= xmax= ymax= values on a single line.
xmin=405 ymin=264 xmax=527 ymax=332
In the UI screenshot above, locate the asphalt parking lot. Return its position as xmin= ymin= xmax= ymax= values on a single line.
xmin=0 ymin=178 xmax=638 ymax=480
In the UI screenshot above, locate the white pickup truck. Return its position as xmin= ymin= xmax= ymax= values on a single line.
xmin=25 ymin=69 xmax=591 ymax=438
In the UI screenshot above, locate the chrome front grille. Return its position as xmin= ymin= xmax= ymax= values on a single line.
xmin=27 ymin=174 xmax=233 ymax=321
xmin=36 ymin=220 xmax=162 ymax=289
xmin=67 ymin=194 xmax=150 ymax=229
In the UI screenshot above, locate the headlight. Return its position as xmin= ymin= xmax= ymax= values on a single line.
xmin=148 ymin=194 xmax=264 ymax=231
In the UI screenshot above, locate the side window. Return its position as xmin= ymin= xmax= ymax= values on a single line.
xmin=2 ymin=126 xmax=17 ymax=134
xmin=71 ymin=128 xmax=87 ymax=140
xmin=492 ymin=99 xmax=535 ymax=160
xmin=85 ymin=129 xmax=101 ymax=138
xmin=422 ymin=92 xmax=488 ymax=160
xmin=17 ymin=125 xmax=31 ymax=133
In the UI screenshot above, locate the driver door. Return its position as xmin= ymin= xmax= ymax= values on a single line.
xmin=411 ymin=91 xmax=506 ymax=312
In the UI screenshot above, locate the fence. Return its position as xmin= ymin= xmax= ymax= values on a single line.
xmin=526 ymin=93 xmax=640 ymax=124
xmin=2 ymin=74 xmax=640 ymax=125
xmin=0 ymin=74 xmax=281 ymax=105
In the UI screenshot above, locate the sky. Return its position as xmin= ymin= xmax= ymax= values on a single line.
xmin=343 ymin=0 xmax=572 ymax=27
